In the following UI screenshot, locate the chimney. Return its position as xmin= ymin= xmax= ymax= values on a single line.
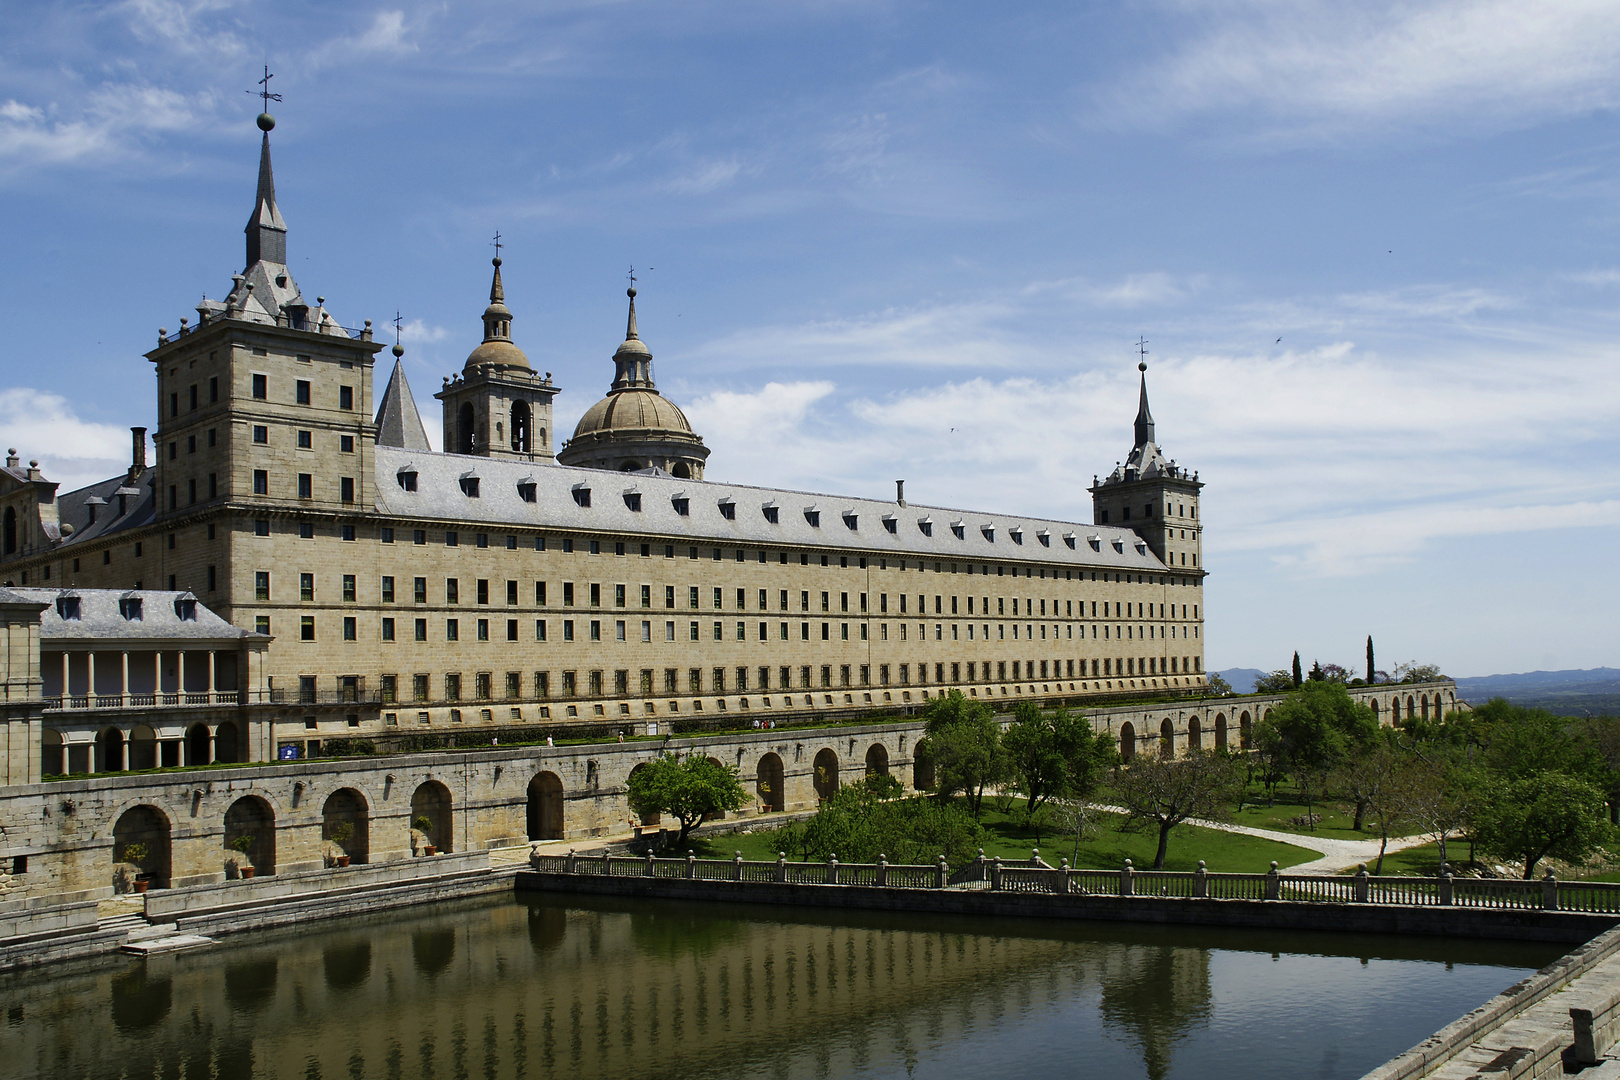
xmin=130 ymin=428 xmax=147 ymax=479
xmin=895 ymin=479 xmax=906 ymax=507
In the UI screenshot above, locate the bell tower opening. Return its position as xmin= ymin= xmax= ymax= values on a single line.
xmin=512 ymin=401 xmax=530 ymax=453
xmin=458 ymin=402 xmax=475 ymax=455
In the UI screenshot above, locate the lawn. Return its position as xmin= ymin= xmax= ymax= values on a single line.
xmin=1223 ymin=782 xmax=1370 ymax=841
xmin=685 ymin=798 xmax=1320 ymax=873
xmin=1358 ymin=839 xmax=1620 ymax=881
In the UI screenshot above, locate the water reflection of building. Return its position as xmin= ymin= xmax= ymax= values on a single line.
xmin=5 ymin=896 xmax=1216 ymax=1079
xmin=1099 ymin=945 xmax=1213 ymax=1080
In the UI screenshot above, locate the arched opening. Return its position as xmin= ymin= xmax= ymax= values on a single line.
xmin=1239 ymin=711 xmax=1252 ymax=751
xmin=185 ymin=722 xmax=211 ymax=766
xmin=224 ymin=795 xmax=275 ymax=876
xmin=411 ymin=780 xmax=453 ymax=853
xmin=1391 ymin=697 xmax=1401 ymax=723
xmin=2 ymin=506 xmax=14 ymax=555
xmin=1120 ymin=722 xmax=1136 ymax=761
xmin=458 ymin=402 xmax=476 ymax=455
xmin=1420 ymin=695 xmax=1430 ymax=720
xmin=865 ymin=743 xmax=890 ymax=776
xmin=129 ymin=724 xmax=157 ymax=770
xmin=757 ymin=752 xmax=785 ymax=812
xmin=813 ymin=748 xmax=839 ymax=802
xmin=1214 ymin=713 xmax=1227 ymax=749
xmin=627 ymin=763 xmax=661 ymax=825
xmin=41 ymin=728 xmax=64 ymax=775
xmin=617 ymin=460 xmax=642 ymax=472
xmin=113 ymin=805 xmax=172 ymax=889
xmin=672 ymin=462 xmax=692 ymax=479
xmin=1407 ymin=696 xmax=1417 ymax=720
xmin=1188 ymin=717 xmax=1202 ymax=752
xmin=323 ymin=788 xmax=370 ymax=864
xmin=912 ymin=740 xmax=935 ymax=790
xmin=1160 ymin=718 xmax=1175 ymax=758
xmin=98 ymin=727 xmax=125 ymax=772
xmin=704 ymin=757 xmax=727 ymax=821
xmin=511 ymin=400 xmax=531 ymax=453
xmin=214 ymin=721 xmax=239 ymax=764
xmin=527 ymin=771 xmax=564 ymax=840
xmin=1369 ymin=700 xmax=1380 ymax=724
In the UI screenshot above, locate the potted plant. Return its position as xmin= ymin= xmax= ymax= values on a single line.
xmin=413 ymin=815 xmax=436 ymax=856
xmin=120 ymin=843 xmax=150 ymax=892
xmin=328 ymin=821 xmax=354 ymax=867
xmin=229 ymin=834 xmax=256 ymax=878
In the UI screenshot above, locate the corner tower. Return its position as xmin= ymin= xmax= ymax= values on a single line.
xmin=556 ymin=286 xmax=709 ymax=478
xmin=1089 ymin=363 xmax=1203 ymax=573
xmin=434 ymin=256 xmax=559 ymax=460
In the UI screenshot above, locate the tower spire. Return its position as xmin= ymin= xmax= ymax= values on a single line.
xmin=626 ymin=285 xmax=639 ymax=341
xmin=243 ymin=79 xmax=286 ymax=269
xmin=481 ymin=251 xmax=512 ymax=344
xmin=1134 ymin=360 xmax=1155 ymax=449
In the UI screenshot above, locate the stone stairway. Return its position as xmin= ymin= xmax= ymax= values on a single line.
xmin=100 ymin=910 xmax=214 ymax=955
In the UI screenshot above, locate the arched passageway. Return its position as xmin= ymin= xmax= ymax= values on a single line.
xmin=1214 ymin=713 xmax=1227 ymax=750
xmin=113 ymin=805 xmax=172 ymax=889
xmin=757 ymin=752 xmax=785 ymax=812
xmin=912 ymin=741 xmax=935 ymax=790
xmin=1160 ymin=718 xmax=1175 ymax=758
xmin=865 ymin=743 xmax=890 ymax=775
xmin=129 ymin=725 xmax=157 ymax=770
xmin=703 ymin=757 xmax=727 ymax=821
xmin=1120 ymin=722 xmax=1136 ymax=761
xmin=1239 ymin=712 xmax=1252 ymax=751
xmin=41 ymin=728 xmax=63 ymax=775
xmin=185 ymin=722 xmax=211 ymax=766
xmin=813 ymin=748 xmax=839 ymax=802
xmin=411 ymin=781 xmax=453 ymax=853
xmin=527 ymin=771 xmax=564 ymax=840
xmin=97 ymin=727 xmax=125 ymax=772
xmin=1188 ymin=718 xmax=1203 ymax=752
xmin=224 ymin=795 xmax=275 ymax=875
xmin=214 ymin=721 xmax=240 ymax=764
xmin=323 ymin=788 xmax=370 ymax=864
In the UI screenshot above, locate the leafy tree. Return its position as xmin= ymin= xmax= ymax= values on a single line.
xmin=1474 ymin=773 xmax=1610 ymax=878
xmin=1344 ymin=743 xmax=1414 ymax=873
xmin=861 ymin=772 xmax=905 ymax=800
xmin=1366 ymin=636 xmax=1375 ymax=684
xmin=1576 ymin=716 xmax=1620 ymax=824
xmin=1204 ymin=673 xmax=1234 ymax=697
xmin=787 ymin=785 xmax=986 ymax=866
xmin=1319 ymin=663 xmax=1352 ymax=684
xmin=626 ymin=753 xmax=750 ymax=847
xmin=1292 ymin=652 xmax=1303 ymax=689
xmin=1390 ymin=753 xmax=1479 ymax=868
xmin=1255 ymin=670 xmax=1294 ymax=694
xmin=1255 ymin=682 xmax=1380 ymax=824
xmin=921 ymin=690 xmax=1006 ymax=817
xmin=1111 ymin=749 xmax=1241 ymax=869
xmin=1047 ymin=799 xmax=1102 ymax=865
xmin=1308 ymin=659 xmax=1325 ymax=682
xmin=1466 ymin=700 xmax=1603 ymax=785
xmin=1394 ymin=662 xmax=1444 ymax=683
xmin=1001 ymin=702 xmax=1119 ymax=822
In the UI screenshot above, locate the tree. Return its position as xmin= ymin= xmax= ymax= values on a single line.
xmin=789 ymin=784 xmax=986 ymax=866
xmin=1366 ymin=636 xmax=1375 ymax=684
xmin=1047 ymin=799 xmax=1102 ymax=865
xmin=1319 ymin=663 xmax=1351 ymax=684
xmin=921 ymin=690 xmax=1006 ymax=817
xmin=1474 ymin=773 xmax=1610 ymax=878
xmin=1292 ymin=652 xmax=1303 ymax=689
xmin=1254 ymin=682 xmax=1380 ymax=825
xmin=1308 ymin=659 xmax=1325 ymax=682
xmin=1001 ymin=702 xmax=1119 ymax=822
xmin=626 ymin=753 xmax=750 ymax=847
xmin=1111 ymin=750 xmax=1241 ymax=869
xmin=1205 ymin=673 xmax=1234 ymax=697
xmin=1255 ymin=670 xmax=1294 ymax=694
xmin=1390 ymin=753 xmax=1477 ymax=869
xmin=1344 ymin=743 xmax=1413 ymax=873
xmin=1394 ymin=661 xmax=1444 ymax=683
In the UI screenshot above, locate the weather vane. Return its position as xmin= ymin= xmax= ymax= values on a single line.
xmin=491 ymin=230 xmax=502 ymax=260
xmin=393 ymin=311 xmax=404 ymax=348
xmin=248 ymin=65 xmax=281 ymax=111
xmin=1135 ymin=336 xmax=1149 ymax=364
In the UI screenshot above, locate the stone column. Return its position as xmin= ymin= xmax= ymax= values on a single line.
xmin=120 ymin=651 xmax=129 ymax=706
xmin=207 ymin=651 xmax=216 ymax=702
xmin=59 ymin=652 xmax=69 ymax=704
xmin=177 ymin=651 xmax=186 ymax=700
xmin=154 ymin=652 xmax=162 ymax=699
xmin=86 ymin=651 xmax=96 ymax=705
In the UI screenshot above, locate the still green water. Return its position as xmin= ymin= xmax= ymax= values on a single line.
xmin=2 ymin=892 xmax=1564 ymax=1080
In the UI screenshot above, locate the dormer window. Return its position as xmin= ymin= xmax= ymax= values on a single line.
xmin=56 ymin=595 xmax=80 ymax=620
xmin=517 ymin=479 xmax=537 ymax=503
xmin=762 ymin=502 xmax=779 ymax=525
xmin=1135 ymin=541 xmax=1147 ymax=555
xmin=976 ymin=523 xmax=990 ymax=542
xmin=804 ymin=506 xmax=821 ymax=528
xmin=397 ymin=469 xmax=418 ymax=492
xmin=119 ymin=596 xmax=143 ymax=621
xmin=842 ymin=511 xmax=858 ymax=530
xmin=718 ymin=498 xmax=736 ymax=521
xmin=1037 ymin=530 xmax=1051 ymax=547
xmin=671 ymin=494 xmax=689 ymax=516
xmin=459 ymin=474 xmax=481 ymax=498
xmin=623 ymin=490 xmax=642 ymax=512
xmin=174 ymin=596 xmax=197 ymax=620
xmin=1088 ymin=535 xmax=1102 ymax=552
xmin=1112 ymin=538 xmax=1125 ymax=553
xmin=1009 ymin=527 xmax=1023 ymax=545
xmin=882 ymin=514 xmax=897 ymax=534
xmin=571 ymin=483 xmax=592 ymax=508
xmin=918 ymin=517 xmax=933 ymax=537
xmin=1063 ymin=532 xmax=1077 ymax=550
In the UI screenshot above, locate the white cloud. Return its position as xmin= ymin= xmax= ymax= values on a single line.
xmin=0 ymin=84 xmax=217 ymax=170
xmin=399 ymin=319 xmax=447 ymax=344
xmin=0 ymin=389 xmax=135 ymax=492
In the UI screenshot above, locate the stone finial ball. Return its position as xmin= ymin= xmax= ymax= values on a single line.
xmin=627 ymin=286 xmax=637 ymax=298
xmin=1139 ymin=361 xmax=1147 ymax=372
xmin=392 ymin=343 xmax=404 ymax=358
xmin=257 ymin=112 xmax=275 ymax=132
xmin=493 ymin=256 xmax=502 ymax=267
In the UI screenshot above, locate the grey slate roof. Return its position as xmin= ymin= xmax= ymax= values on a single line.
xmin=373 ymin=447 xmax=1169 ymax=573
xmin=374 ymin=359 xmax=433 ymax=452
xmin=6 ymin=588 xmax=263 ymax=644
xmin=51 ymin=469 xmax=155 ymax=547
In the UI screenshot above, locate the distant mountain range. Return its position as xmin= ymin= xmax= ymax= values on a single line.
xmin=1213 ymin=666 xmax=1620 ymax=717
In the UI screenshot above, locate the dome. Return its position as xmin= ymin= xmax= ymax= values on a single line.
xmin=573 ymin=389 xmax=693 ymax=438
xmin=464 ymin=338 xmax=530 ymax=372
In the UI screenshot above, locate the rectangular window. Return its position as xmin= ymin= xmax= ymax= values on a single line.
xmin=300 ymin=616 xmax=315 ymax=641
xmin=253 ymin=469 xmax=268 ymax=495
xmin=591 ymin=583 xmax=602 ymax=606
xmin=414 ymin=674 xmax=429 ymax=701
xmin=477 ymin=579 xmax=490 ymax=605
xmin=415 ymin=618 xmax=427 ymax=641
xmin=507 ymin=580 xmax=519 ymax=605
xmin=339 ymin=385 xmax=354 ymax=410
xmin=446 ymin=578 xmax=459 ymax=604
xmin=536 ymin=619 xmax=547 ymax=641
xmin=590 ymin=620 xmax=601 ymax=641
xmin=340 ymin=477 xmax=354 ymax=503
xmin=300 ymin=573 xmax=315 ymax=602
xmin=343 ymin=617 xmax=356 ymax=641
xmin=252 ymin=373 xmax=267 ymax=399
xmin=296 ymin=379 xmax=311 ymax=405
xmin=382 ymin=576 xmax=395 ymax=603
xmin=477 ymin=619 xmax=489 ymax=641
xmin=446 ymin=673 xmax=462 ymax=701
xmin=447 ymin=619 xmax=459 ymax=641
xmin=255 ymin=571 xmax=270 ymax=601
xmin=382 ymin=617 xmax=395 ymax=641
xmin=507 ymin=619 xmax=518 ymax=641
xmin=341 ymin=574 xmax=356 ymax=602
xmin=564 ymin=620 xmax=575 ymax=641
xmin=297 ymin=474 xmax=312 ymax=499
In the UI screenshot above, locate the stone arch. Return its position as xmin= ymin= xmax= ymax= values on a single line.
xmin=1160 ymin=718 xmax=1175 ymax=758
xmin=224 ymin=795 xmax=275 ymax=876
xmin=1239 ymin=711 xmax=1252 ymax=751
xmin=41 ymin=728 xmax=63 ymax=775
xmin=511 ymin=400 xmax=531 ymax=453
xmin=813 ymin=748 xmax=839 ymax=802
xmin=1214 ymin=713 xmax=1227 ymax=749
xmin=1407 ymin=695 xmax=1417 ymax=720
xmin=1188 ymin=717 xmax=1203 ymax=752
xmin=410 ymin=781 xmax=453 ymax=853
xmin=185 ymin=721 xmax=211 ymax=766
xmin=672 ymin=462 xmax=691 ymax=479
xmin=1369 ymin=699 xmax=1380 ymax=723
xmin=1420 ymin=695 xmax=1430 ymax=720
xmin=1391 ymin=697 xmax=1401 ymax=723
xmin=214 ymin=721 xmax=240 ymax=764
xmin=113 ymin=805 xmax=171 ymax=889
xmin=323 ymin=788 xmax=370 ymax=864
xmin=912 ymin=740 xmax=936 ymax=790
xmin=129 ymin=724 xmax=157 ymax=771
xmin=626 ymin=763 xmax=661 ymax=825
xmin=97 ymin=726 xmax=125 ymax=772
xmin=617 ymin=460 xmax=642 ymax=472
xmin=757 ymin=752 xmax=785 ymax=812
xmin=1 ymin=506 xmax=14 ymax=555
xmin=865 ymin=743 xmax=890 ymax=776
xmin=1120 ymin=721 xmax=1136 ymax=761
xmin=458 ymin=402 xmax=476 ymax=455
xmin=527 ymin=771 xmax=564 ymax=840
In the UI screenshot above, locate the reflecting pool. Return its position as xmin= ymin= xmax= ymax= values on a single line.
xmin=2 ymin=892 xmax=1565 ymax=1079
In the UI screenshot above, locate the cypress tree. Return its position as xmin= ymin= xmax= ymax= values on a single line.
xmin=1292 ymin=651 xmax=1303 ymax=689
xmin=1366 ymin=636 xmax=1375 ymax=683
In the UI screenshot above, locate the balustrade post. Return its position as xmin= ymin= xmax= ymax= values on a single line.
xmin=991 ymin=857 xmax=1003 ymax=891
xmin=1265 ymin=861 xmax=1281 ymax=901
xmin=1543 ymin=870 xmax=1560 ymax=911
xmin=645 ymin=849 xmax=655 ymax=877
xmin=1059 ymin=858 xmax=1071 ymax=894
xmin=1439 ymin=864 xmax=1454 ymax=906
xmin=935 ymin=855 xmax=947 ymax=889
xmin=1354 ymin=864 xmax=1370 ymax=904
xmin=686 ymin=851 xmax=696 ymax=879
xmin=975 ymin=848 xmax=987 ymax=883
xmin=565 ymin=849 xmax=576 ymax=874
xmin=1195 ymin=860 xmax=1208 ymax=898
xmin=828 ymin=854 xmax=839 ymax=885
xmin=776 ymin=852 xmax=787 ymax=883
xmin=602 ymin=849 xmax=611 ymax=876
xmin=1120 ymin=858 xmax=1134 ymax=897
xmin=877 ymin=855 xmax=888 ymax=887
xmin=733 ymin=851 xmax=743 ymax=882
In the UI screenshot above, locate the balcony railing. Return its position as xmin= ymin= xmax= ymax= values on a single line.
xmin=44 ymin=690 xmax=251 ymax=711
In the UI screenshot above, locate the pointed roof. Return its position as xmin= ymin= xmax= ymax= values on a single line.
xmin=375 ymin=354 xmax=433 ymax=452
xmin=1133 ymin=362 xmax=1155 ymax=448
xmin=464 ymin=256 xmax=530 ymax=371
xmin=245 ymin=125 xmax=287 ymax=268
xmin=611 ymin=286 xmax=653 ymax=389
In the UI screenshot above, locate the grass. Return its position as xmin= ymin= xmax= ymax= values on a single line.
xmin=1227 ymin=782 xmax=1369 ymax=841
xmin=682 ymin=798 xmax=1320 ymax=873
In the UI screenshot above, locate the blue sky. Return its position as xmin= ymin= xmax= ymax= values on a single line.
xmin=2 ymin=1 xmax=1617 ymax=678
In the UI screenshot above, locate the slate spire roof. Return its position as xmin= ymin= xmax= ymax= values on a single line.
xmin=375 ymin=357 xmax=433 ymax=452
xmin=244 ymin=129 xmax=287 ymax=268
xmin=1133 ymin=362 xmax=1156 ymax=450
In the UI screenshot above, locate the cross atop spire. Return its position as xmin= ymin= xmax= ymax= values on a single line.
xmin=248 ymin=65 xmax=281 ymax=115
xmin=243 ymin=71 xmax=286 ymax=270
xmin=491 ymin=230 xmax=502 ymax=260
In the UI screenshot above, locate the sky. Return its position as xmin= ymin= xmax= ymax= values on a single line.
xmin=1 ymin=0 xmax=1617 ymax=679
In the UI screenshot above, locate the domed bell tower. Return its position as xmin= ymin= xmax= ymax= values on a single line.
xmin=434 ymin=255 xmax=559 ymax=460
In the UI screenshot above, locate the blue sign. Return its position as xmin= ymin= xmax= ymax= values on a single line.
xmin=278 ymin=744 xmax=300 ymax=761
